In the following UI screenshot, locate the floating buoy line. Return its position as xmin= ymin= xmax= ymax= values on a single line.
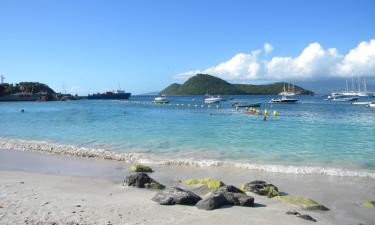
xmin=114 ymin=100 xmax=279 ymax=118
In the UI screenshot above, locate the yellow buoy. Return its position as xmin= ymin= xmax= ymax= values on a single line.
xmin=208 ymin=105 xmax=211 ymax=109
xmin=273 ymin=110 xmax=278 ymax=117
xmin=216 ymin=105 xmax=220 ymax=109
xmin=264 ymin=109 xmax=269 ymax=116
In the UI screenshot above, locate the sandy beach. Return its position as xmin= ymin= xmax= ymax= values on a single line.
xmin=1 ymin=149 xmax=374 ymax=225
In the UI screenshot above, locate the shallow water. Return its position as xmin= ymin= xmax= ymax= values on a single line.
xmin=0 ymin=95 xmax=374 ymax=174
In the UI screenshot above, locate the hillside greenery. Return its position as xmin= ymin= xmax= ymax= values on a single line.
xmin=0 ymin=82 xmax=56 ymax=96
xmin=160 ymin=74 xmax=314 ymax=95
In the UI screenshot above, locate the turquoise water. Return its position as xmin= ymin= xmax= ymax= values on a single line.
xmin=0 ymin=95 xmax=374 ymax=172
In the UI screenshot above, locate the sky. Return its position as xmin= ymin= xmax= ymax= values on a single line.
xmin=0 ymin=0 xmax=374 ymax=95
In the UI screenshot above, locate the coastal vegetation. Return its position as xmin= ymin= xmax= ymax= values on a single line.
xmin=0 ymin=82 xmax=55 ymax=96
xmin=160 ymin=74 xmax=314 ymax=95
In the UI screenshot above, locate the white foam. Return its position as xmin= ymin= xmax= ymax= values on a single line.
xmin=1 ymin=137 xmax=375 ymax=179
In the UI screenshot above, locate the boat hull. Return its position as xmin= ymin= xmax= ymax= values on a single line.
xmin=87 ymin=93 xmax=131 ymax=100
xmin=233 ymin=102 xmax=262 ymax=108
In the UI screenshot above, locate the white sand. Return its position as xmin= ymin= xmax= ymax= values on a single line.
xmin=1 ymin=149 xmax=374 ymax=225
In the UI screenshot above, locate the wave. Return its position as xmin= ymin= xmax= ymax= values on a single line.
xmin=1 ymin=137 xmax=375 ymax=179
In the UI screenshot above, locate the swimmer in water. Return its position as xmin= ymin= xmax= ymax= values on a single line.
xmin=21 ymin=109 xmax=25 ymax=113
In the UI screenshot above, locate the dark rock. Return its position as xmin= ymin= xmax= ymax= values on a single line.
xmin=196 ymin=185 xmax=254 ymax=210
xmin=225 ymin=192 xmax=254 ymax=206
xmin=297 ymin=214 xmax=317 ymax=222
xmin=123 ymin=173 xmax=165 ymax=190
xmin=196 ymin=192 xmax=229 ymax=210
xmin=152 ymin=187 xmax=202 ymax=205
xmin=241 ymin=180 xmax=279 ymax=197
xmin=216 ymin=185 xmax=244 ymax=194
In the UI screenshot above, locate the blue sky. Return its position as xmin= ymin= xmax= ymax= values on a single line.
xmin=0 ymin=0 xmax=374 ymax=94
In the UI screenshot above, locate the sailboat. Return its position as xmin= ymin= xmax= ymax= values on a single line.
xmin=278 ymin=83 xmax=296 ymax=96
xmin=358 ymin=78 xmax=370 ymax=97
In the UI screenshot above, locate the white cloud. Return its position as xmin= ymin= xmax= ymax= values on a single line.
xmin=177 ymin=39 xmax=375 ymax=81
xmin=264 ymin=42 xmax=273 ymax=54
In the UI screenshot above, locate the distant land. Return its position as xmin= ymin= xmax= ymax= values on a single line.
xmin=0 ymin=82 xmax=80 ymax=101
xmin=160 ymin=74 xmax=314 ymax=95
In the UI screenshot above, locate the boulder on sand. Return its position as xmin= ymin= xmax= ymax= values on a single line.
xmin=152 ymin=187 xmax=202 ymax=205
xmin=241 ymin=180 xmax=279 ymax=198
xmin=123 ymin=173 xmax=165 ymax=190
xmin=196 ymin=185 xmax=254 ymax=210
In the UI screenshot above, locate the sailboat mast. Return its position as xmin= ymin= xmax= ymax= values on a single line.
xmin=357 ymin=77 xmax=361 ymax=93
xmin=351 ymin=77 xmax=354 ymax=92
xmin=346 ymin=80 xmax=349 ymax=92
xmin=364 ymin=78 xmax=367 ymax=92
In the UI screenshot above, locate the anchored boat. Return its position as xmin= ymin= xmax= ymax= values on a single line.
xmin=269 ymin=95 xmax=298 ymax=104
xmin=88 ymin=90 xmax=131 ymax=100
xmin=154 ymin=95 xmax=169 ymax=104
xmin=232 ymin=102 xmax=262 ymax=108
xmin=204 ymin=95 xmax=222 ymax=104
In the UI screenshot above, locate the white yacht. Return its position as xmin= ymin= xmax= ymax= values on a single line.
xmin=269 ymin=95 xmax=298 ymax=104
xmin=204 ymin=95 xmax=222 ymax=104
xmin=154 ymin=95 xmax=169 ymax=104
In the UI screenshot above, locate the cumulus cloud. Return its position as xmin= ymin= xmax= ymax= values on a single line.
xmin=177 ymin=39 xmax=375 ymax=81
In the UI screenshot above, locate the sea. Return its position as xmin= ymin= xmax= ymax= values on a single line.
xmin=1 ymin=95 xmax=374 ymax=178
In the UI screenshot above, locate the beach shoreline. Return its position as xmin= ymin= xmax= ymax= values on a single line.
xmin=1 ymin=148 xmax=374 ymax=225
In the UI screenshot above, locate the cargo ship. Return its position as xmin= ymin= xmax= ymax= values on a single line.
xmin=87 ymin=90 xmax=131 ymax=100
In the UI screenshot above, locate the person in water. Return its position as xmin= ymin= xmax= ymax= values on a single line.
xmin=21 ymin=109 xmax=25 ymax=113
xmin=263 ymin=115 xmax=267 ymax=121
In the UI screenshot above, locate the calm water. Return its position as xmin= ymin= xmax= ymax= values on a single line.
xmin=0 ymin=95 xmax=374 ymax=171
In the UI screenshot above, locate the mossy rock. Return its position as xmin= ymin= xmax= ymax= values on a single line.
xmin=241 ymin=181 xmax=279 ymax=198
xmin=362 ymin=201 xmax=375 ymax=208
xmin=185 ymin=178 xmax=224 ymax=190
xmin=273 ymin=195 xmax=329 ymax=211
xmin=259 ymin=185 xmax=279 ymax=198
xmin=128 ymin=165 xmax=153 ymax=173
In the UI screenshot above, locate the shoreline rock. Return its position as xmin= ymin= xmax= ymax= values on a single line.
xmin=123 ymin=173 xmax=165 ymax=190
xmin=241 ymin=180 xmax=279 ymax=198
xmin=128 ymin=165 xmax=153 ymax=173
xmin=196 ymin=185 xmax=254 ymax=210
xmin=274 ymin=195 xmax=329 ymax=211
xmin=152 ymin=187 xmax=202 ymax=205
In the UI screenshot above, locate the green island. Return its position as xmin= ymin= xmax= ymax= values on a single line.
xmin=160 ymin=74 xmax=314 ymax=95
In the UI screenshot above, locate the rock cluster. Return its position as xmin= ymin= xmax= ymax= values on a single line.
xmin=196 ymin=185 xmax=254 ymax=210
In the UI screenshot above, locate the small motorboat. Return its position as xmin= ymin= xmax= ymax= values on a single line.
xmin=269 ymin=96 xmax=298 ymax=104
xmin=204 ymin=95 xmax=222 ymax=104
xmin=368 ymin=102 xmax=375 ymax=108
xmin=154 ymin=95 xmax=169 ymax=104
xmin=232 ymin=102 xmax=262 ymax=108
